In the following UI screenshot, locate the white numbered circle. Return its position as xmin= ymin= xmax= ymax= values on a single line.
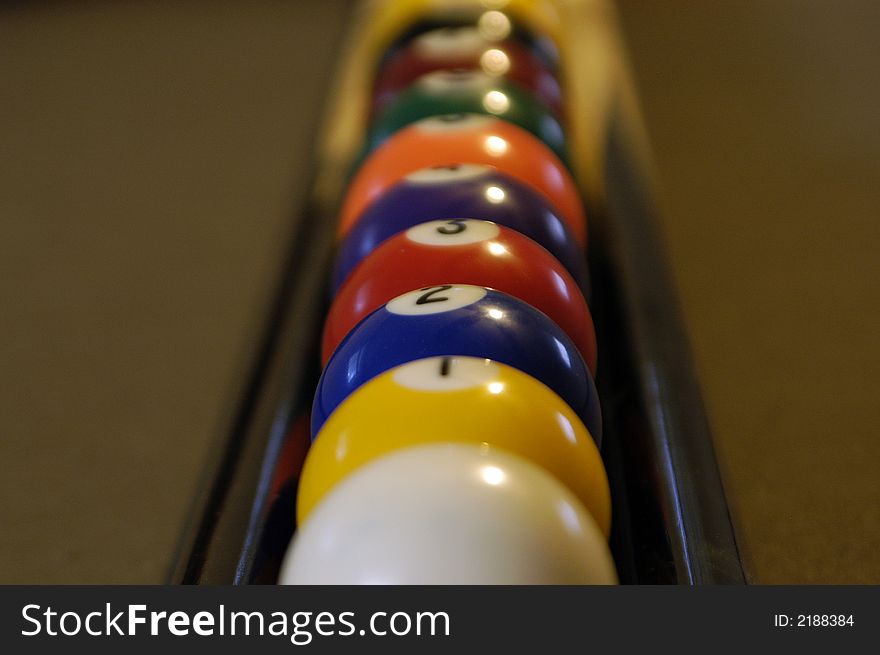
xmin=415 ymin=113 xmax=493 ymax=133
xmin=386 ymin=284 xmax=487 ymax=316
xmin=419 ymin=69 xmax=489 ymax=93
xmin=404 ymin=163 xmax=492 ymax=184
xmin=392 ymin=356 xmax=500 ymax=392
xmin=413 ymin=26 xmax=485 ymax=60
xmin=406 ymin=219 xmax=499 ymax=246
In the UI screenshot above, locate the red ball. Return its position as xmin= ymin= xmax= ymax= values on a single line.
xmin=322 ymin=219 xmax=597 ymax=374
xmin=372 ymin=25 xmax=563 ymax=119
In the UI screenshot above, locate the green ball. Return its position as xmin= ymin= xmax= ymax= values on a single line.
xmin=366 ymin=70 xmax=570 ymax=167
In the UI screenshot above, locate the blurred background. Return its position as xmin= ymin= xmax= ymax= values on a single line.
xmin=0 ymin=0 xmax=877 ymax=583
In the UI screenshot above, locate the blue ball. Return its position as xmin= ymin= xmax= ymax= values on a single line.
xmin=312 ymin=285 xmax=602 ymax=444
xmin=332 ymin=163 xmax=589 ymax=293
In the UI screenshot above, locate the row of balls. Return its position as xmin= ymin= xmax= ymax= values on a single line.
xmin=279 ymin=5 xmax=617 ymax=584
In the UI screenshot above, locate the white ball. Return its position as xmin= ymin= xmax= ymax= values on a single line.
xmin=279 ymin=443 xmax=617 ymax=585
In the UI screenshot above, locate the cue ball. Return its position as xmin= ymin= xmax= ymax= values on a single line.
xmin=280 ymin=443 xmax=617 ymax=585
xmin=323 ymin=219 xmax=596 ymax=374
xmin=312 ymin=285 xmax=601 ymax=442
xmin=337 ymin=113 xmax=587 ymax=245
xmin=332 ymin=163 xmax=588 ymax=291
xmin=299 ymin=356 xmax=609 ymax=535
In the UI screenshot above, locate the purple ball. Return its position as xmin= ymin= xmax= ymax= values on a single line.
xmin=333 ymin=163 xmax=589 ymax=293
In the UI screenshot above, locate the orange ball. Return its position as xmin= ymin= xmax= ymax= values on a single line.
xmin=338 ymin=114 xmax=587 ymax=245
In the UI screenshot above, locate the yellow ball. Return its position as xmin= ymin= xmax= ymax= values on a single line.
xmin=363 ymin=0 xmax=567 ymax=65
xmin=298 ymin=356 xmax=610 ymax=535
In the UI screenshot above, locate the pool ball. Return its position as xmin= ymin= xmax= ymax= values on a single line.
xmin=333 ymin=163 xmax=588 ymax=290
xmin=300 ymin=356 xmax=609 ymax=534
xmin=372 ymin=25 xmax=563 ymax=118
xmin=337 ymin=113 xmax=587 ymax=245
xmin=366 ymin=70 xmax=568 ymax=164
xmin=365 ymin=0 xmax=565 ymax=74
xmin=268 ymin=414 xmax=310 ymax=500
xmin=323 ymin=219 xmax=597 ymax=373
xmin=312 ymin=285 xmax=601 ymax=441
xmin=280 ymin=444 xmax=617 ymax=585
